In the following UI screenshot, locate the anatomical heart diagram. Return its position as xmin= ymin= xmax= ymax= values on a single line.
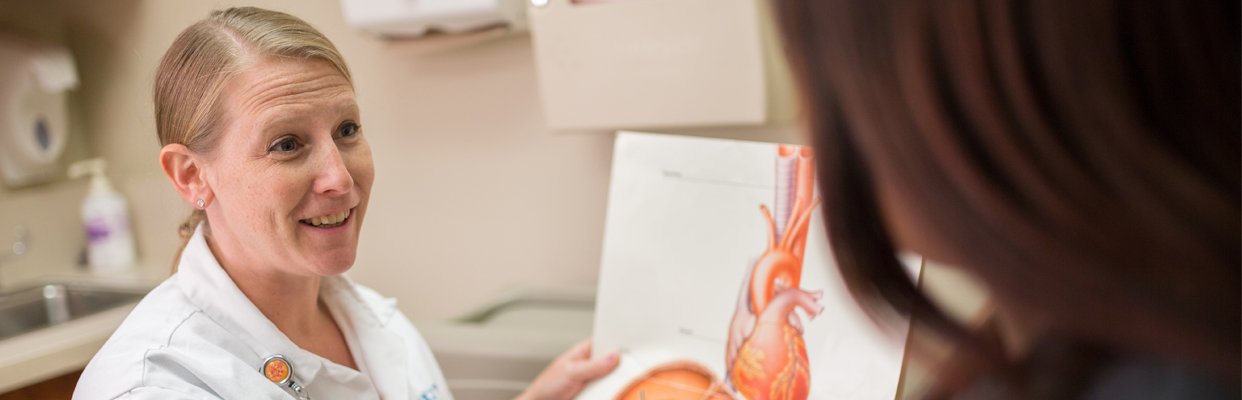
xmin=726 ymin=144 xmax=819 ymax=400
xmin=582 ymin=132 xmax=919 ymax=400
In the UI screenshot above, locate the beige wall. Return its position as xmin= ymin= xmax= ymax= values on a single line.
xmin=0 ymin=0 xmax=800 ymax=321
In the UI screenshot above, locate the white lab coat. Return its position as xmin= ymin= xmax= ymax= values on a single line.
xmin=73 ymin=226 xmax=453 ymax=400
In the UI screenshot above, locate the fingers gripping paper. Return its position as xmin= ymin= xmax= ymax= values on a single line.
xmin=582 ymin=132 xmax=920 ymax=400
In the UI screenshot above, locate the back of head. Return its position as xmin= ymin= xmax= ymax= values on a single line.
xmin=153 ymin=7 xmax=352 ymax=249
xmin=772 ymin=0 xmax=1239 ymax=397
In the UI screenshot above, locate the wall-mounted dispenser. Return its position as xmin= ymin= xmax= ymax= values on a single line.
xmin=341 ymin=0 xmax=528 ymax=38
xmin=0 ymin=36 xmax=78 ymax=188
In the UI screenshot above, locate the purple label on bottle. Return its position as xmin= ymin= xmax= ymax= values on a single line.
xmin=86 ymin=219 xmax=111 ymax=243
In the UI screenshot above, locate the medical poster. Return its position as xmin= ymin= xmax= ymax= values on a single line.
xmin=581 ymin=132 xmax=919 ymax=400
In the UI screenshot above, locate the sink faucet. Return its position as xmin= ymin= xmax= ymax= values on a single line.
xmin=0 ymin=225 xmax=29 ymax=290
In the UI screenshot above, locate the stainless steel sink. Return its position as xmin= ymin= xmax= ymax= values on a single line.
xmin=0 ymin=282 xmax=147 ymax=341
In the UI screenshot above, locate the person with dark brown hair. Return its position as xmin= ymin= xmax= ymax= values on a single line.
xmin=772 ymin=0 xmax=1239 ymax=398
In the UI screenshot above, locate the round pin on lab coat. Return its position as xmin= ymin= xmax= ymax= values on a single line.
xmin=262 ymin=355 xmax=293 ymax=384
xmin=262 ymin=355 xmax=310 ymax=399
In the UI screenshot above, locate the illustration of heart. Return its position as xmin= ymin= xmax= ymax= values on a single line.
xmin=729 ymin=145 xmax=818 ymax=400
xmin=612 ymin=145 xmax=820 ymax=400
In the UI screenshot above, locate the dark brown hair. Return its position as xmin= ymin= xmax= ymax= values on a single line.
xmin=773 ymin=0 xmax=1239 ymax=397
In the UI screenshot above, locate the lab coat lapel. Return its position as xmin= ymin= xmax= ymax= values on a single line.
xmin=175 ymin=225 xmax=326 ymax=390
xmin=323 ymin=276 xmax=410 ymax=399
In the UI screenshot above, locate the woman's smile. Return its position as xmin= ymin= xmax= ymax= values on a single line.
xmin=299 ymin=207 xmax=354 ymax=229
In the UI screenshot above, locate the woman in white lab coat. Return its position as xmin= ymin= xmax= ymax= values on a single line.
xmin=73 ymin=7 xmax=617 ymax=399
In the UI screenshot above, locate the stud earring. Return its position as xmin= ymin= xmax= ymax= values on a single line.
xmin=196 ymin=199 xmax=205 ymax=209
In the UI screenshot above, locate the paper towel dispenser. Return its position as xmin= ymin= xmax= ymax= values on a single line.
xmin=340 ymin=0 xmax=527 ymax=38
xmin=0 ymin=36 xmax=78 ymax=188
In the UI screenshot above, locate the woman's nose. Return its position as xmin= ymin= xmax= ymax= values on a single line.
xmin=314 ymin=145 xmax=355 ymax=195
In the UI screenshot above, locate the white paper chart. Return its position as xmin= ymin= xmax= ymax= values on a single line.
xmin=582 ymin=132 xmax=920 ymax=400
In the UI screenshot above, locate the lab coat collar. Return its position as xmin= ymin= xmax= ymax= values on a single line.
xmin=322 ymin=276 xmax=410 ymax=399
xmin=325 ymin=274 xmax=399 ymax=323
xmin=174 ymin=225 xmax=329 ymax=391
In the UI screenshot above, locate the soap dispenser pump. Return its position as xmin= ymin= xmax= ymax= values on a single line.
xmin=68 ymin=158 xmax=136 ymax=272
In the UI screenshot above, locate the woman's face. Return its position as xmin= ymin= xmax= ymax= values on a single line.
xmin=202 ymin=56 xmax=373 ymax=278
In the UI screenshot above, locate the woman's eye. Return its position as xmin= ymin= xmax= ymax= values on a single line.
xmin=337 ymin=122 xmax=360 ymax=138
xmin=268 ymin=137 xmax=300 ymax=153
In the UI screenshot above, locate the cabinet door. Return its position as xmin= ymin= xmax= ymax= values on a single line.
xmin=528 ymin=0 xmax=766 ymax=130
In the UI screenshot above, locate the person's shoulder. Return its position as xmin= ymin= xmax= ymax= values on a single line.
xmin=952 ymin=353 xmax=1240 ymax=400
xmin=1085 ymin=355 xmax=1239 ymax=400
xmin=74 ymin=276 xmax=242 ymax=399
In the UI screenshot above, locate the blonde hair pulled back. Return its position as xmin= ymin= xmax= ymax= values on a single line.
xmin=154 ymin=7 xmax=352 ymax=259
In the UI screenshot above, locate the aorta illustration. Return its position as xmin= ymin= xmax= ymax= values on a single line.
xmin=727 ymin=145 xmax=820 ymax=400
xmin=612 ymin=145 xmax=822 ymax=400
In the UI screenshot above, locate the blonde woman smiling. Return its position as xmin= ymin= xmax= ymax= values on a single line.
xmin=74 ymin=7 xmax=616 ymax=399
